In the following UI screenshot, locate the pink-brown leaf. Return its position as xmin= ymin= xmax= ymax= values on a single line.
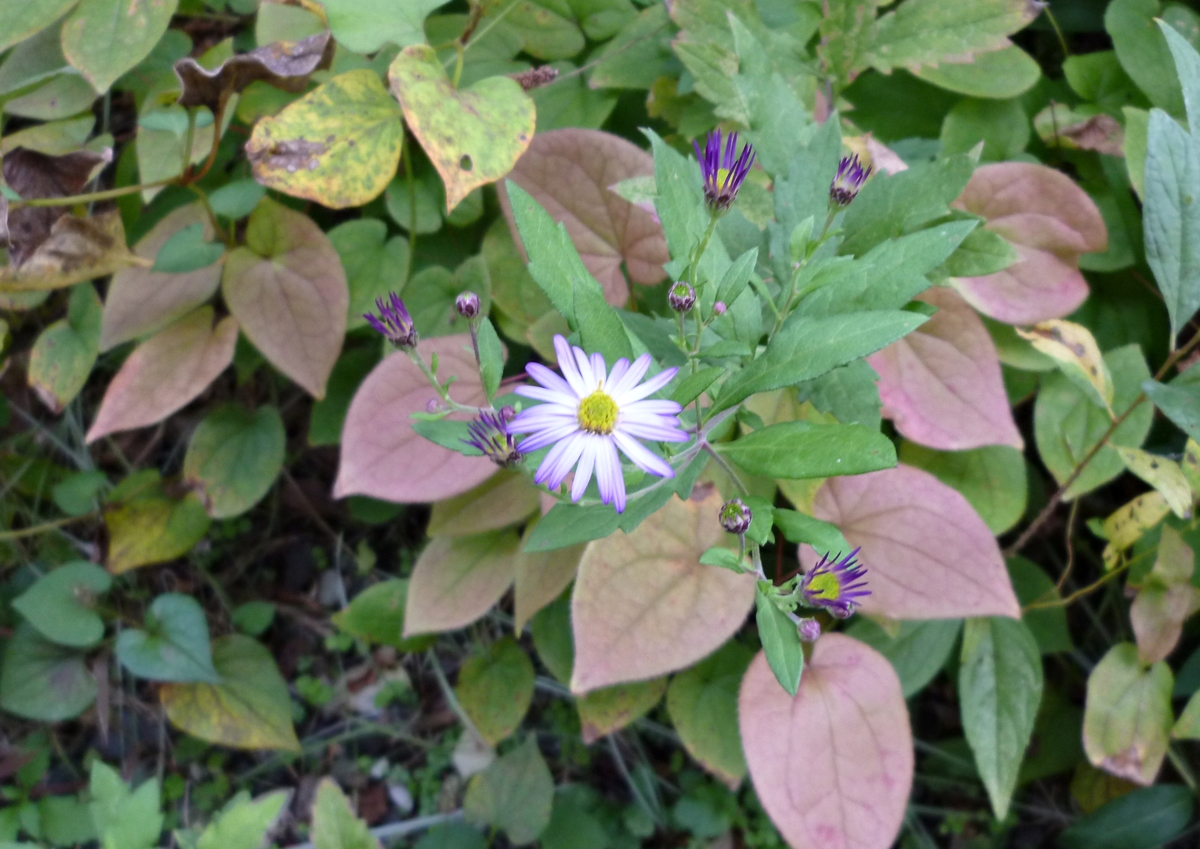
xmin=569 ymin=488 xmax=756 ymax=694
xmin=498 ymin=128 xmax=669 ymax=307
xmin=739 ymin=635 xmax=913 ymax=849
xmin=85 ymin=307 xmax=237 ymax=443
xmin=951 ymin=162 xmax=1106 ymax=325
xmin=334 ymin=334 xmax=498 ymax=503
xmin=868 ymin=286 xmax=1022 ymax=451
xmin=101 ymin=203 xmax=223 ymax=350
xmin=802 ymin=465 xmax=1020 ymax=620
xmin=403 ymin=531 xmax=520 ymax=636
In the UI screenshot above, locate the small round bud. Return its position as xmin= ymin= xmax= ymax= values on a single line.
xmin=426 ymin=399 xmax=440 ymax=413
xmin=499 ymin=405 xmax=516 ymax=423
xmin=668 ymin=281 xmax=696 ymax=313
xmin=713 ymin=301 xmax=727 ymax=316
xmin=719 ymin=498 xmax=752 ymax=535
xmin=797 ymin=618 xmax=822 ymax=643
xmin=456 ymin=291 xmax=481 ymax=319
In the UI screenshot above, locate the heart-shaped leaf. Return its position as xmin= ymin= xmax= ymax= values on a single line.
xmin=404 ymin=531 xmax=520 ymax=636
xmin=61 ymin=0 xmax=177 ymax=94
xmin=104 ymin=472 xmax=211 ymax=575
xmin=222 ymin=198 xmax=348 ymax=398
xmin=869 ymin=286 xmax=1023 ymax=451
xmin=739 ymin=634 xmax=913 ymax=849
xmin=389 ymin=45 xmax=535 ymax=211
xmin=498 ymin=128 xmax=668 ymax=306
xmin=0 ymin=623 xmax=96 ymax=722
xmin=335 ymin=334 xmax=498 ymax=503
xmin=802 ymin=464 xmax=1021 ymax=620
xmin=184 ymin=404 xmax=286 ymax=519
xmin=12 ymin=561 xmax=112 ymax=648
xmin=322 ymin=0 xmax=449 ymax=54
xmin=456 ymin=637 xmax=536 ymax=747
xmin=116 ymin=593 xmax=220 ymax=683
xmin=246 ymin=69 xmax=404 ymax=209
xmin=86 ymin=307 xmax=238 ymax=443
xmin=570 ymin=488 xmax=756 ymax=693
xmin=951 ymin=162 xmax=1107 ymax=325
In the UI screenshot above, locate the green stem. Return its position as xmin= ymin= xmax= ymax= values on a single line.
xmin=403 ymin=134 xmax=418 ymax=282
xmin=702 ymin=442 xmax=747 ymax=496
xmin=407 ymin=349 xmax=479 ymax=414
xmin=0 ymin=513 xmax=97 ymax=542
xmin=13 ymin=179 xmax=176 ymax=208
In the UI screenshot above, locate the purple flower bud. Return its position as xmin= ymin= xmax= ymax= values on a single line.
xmin=456 ymin=291 xmax=481 ymax=320
xmin=713 ymin=301 xmax=727 ymax=316
xmin=668 ymin=281 xmax=696 ymax=313
xmin=426 ymin=399 xmax=440 ymax=413
xmin=830 ymin=154 xmax=872 ymax=207
xmin=694 ymin=129 xmax=755 ymax=214
xmin=801 ymin=548 xmax=870 ymax=618
xmin=719 ymin=498 xmax=752 ymax=535
xmin=364 ymin=292 xmax=418 ymax=349
xmin=463 ymin=410 xmax=521 ymax=468
xmin=499 ymin=405 xmax=516 ymax=423
xmin=797 ymin=618 xmax=822 ymax=643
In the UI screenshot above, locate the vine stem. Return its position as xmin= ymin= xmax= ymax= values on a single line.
xmin=1005 ymin=328 xmax=1200 ymax=557
xmin=0 ymin=512 xmax=97 ymax=542
xmin=13 ymin=178 xmax=176 ymax=208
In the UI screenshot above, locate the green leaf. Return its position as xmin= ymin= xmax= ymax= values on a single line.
xmin=1161 ymin=20 xmax=1200 ymax=130
xmin=941 ymin=226 xmax=1019 ymax=278
xmin=1083 ymin=642 xmax=1174 ymax=785
xmin=12 ymin=562 xmax=112 ymax=648
xmin=523 ymin=501 xmax=622 ymax=553
xmin=666 ymin=640 xmax=754 ymax=785
xmin=183 ymin=404 xmax=286 ymax=519
xmin=772 ymin=509 xmax=851 ymax=555
xmin=671 ymin=366 xmax=723 ymax=407
xmin=161 ymin=634 xmax=301 ymax=752
xmin=531 ymin=592 xmax=574 ymax=683
xmin=463 ymin=737 xmax=554 ymax=845
xmin=755 ymin=585 xmax=803 ymax=696
xmin=207 ymin=180 xmax=266 ymax=220
xmin=1143 ymin=378 xmax=1200 ymax=441
xmin=414 ymin=823 xmax=488 ymax=849
xmin=309 ymin=347 xmax=379 ymax=447
xmin=898 ymin=442 xmax=1028 ymax=535
xmin=151 ymin=223 xmax=225 ymax=274
xmin=845 ymin=618 xmax=962 ymax=698
xmin=116 ymin=593 xmax=220 ymax=683
xmin=88 ymin=761 xmax=163 ymax=849
xmin=322 ymin=0 xmax=450 ymax=54
xmin=867 ymin=0 xmax=1043 ymax=74
xmin=1006 ymin=557 xmax=1073 ymax=654
xmin=0 ymin=0 xmax=78 ymax=54
xmin=428 ymin=471 xmax=540 ymax=538
xmin=699 ymin=547 xmax=744 ymax=572
xmin=1143 ymin=108 xmax=1200 ymax=337
xmin=717 ymin=421 xmax=897 ymax=479
xmin=796 ymin=360 xmax=882 ymax=430
xmin=713 ymin=310 xmax=928 ymax=413
xmin=311 ymin=779 xmax=381 ymax=849
xmin=196 ymin=791 xmax=290 ymax=849
xmin=958 ymin=617 xmax=1043 ymax=819
xmin=911 ymin=44 xmax=1041 ymax=98
xmin=61 ymin=0 xmax=179 ymax=94
xmin=577 ymin=677 xmax=667 ymax=743
xmin=104 ymin=472 xmax=211 ymax=575
xmin=52 ymin=470 xmax=108 ymax=517
xmin=246 ymin=69 xmax=404 ymax=209
xmin=1107 ymin=0 xmax=1185 ymax=116
xmin=389 ymin=45 xmax=535 ymax=210
xmin=27 ymin=282 xmax=102 ymax=414
xmin=504 ymin=181 xmax=632 ymax=363
xmin=331 ymin=579 xmax=434 ymax=652
xmin=0 ymin=623 xmax=96 ymax=722
xmin=1059 ymin=785 xmax=1194 ymax=849
xmin=476 ymin=317 xmax=504 ymax=399
xmin=940 ymin=97 xmax=1030 ymax=161
xmin=456 ymin=637 xmax=536 ymax=746
xmin=231 ymin=601 xmax=276 ymax=637
xmin=1034 ymin=345 xmax=1155 ymax=500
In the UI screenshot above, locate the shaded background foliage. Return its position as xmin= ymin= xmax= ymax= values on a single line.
xmin=1 ymin=0 xmax=1200 ymax=848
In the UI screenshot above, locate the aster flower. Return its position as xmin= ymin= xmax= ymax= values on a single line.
xmin=464 ymin=409 xmax=519 ymax=468
xmin=829 ymin=154 xmax=871 ymax=207
xmin=695 ymin=129 xmax=755 ymax=213
xmin=800 ymin=548 xmax=870 ymax=618
xmin=507 ymin=335 xmax=689 ymax=512
xmin=365 ymin=292 xmax=418 ymax=349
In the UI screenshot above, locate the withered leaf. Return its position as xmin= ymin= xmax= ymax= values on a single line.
xmin=0 ymin=210 xmax=143 ymax=292
xmin=174 ymin=31 xmax=333 ymax=115
xmin=2 ymin=146 xmax=112 ymax=266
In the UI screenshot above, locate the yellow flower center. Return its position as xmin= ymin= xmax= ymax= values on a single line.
xmin=715 ymin=166 xmax=732 ymax=188
xmin=806 ymin=571 xmax=842 ymax=601
xmin=577 ymin=389 xmax=618 ymax=435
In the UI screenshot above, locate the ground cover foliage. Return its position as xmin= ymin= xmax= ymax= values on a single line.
xmin=2 ymin=0 xmax=1200 ymax=847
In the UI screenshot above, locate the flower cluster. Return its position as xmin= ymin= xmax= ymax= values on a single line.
xmin=800 ymin=549 xmax=870 ymax=618
xmin=696 ymin=129 xmax=755 ymax=213
xmin=506 ymin=335 xmax=688 ymax=512
xmin=364 ymin=292 xmax=418 ymax=349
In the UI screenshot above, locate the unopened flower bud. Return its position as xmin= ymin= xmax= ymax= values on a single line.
xmin=426 ymin=399 xmax=440 ymax=413
xmin=830 ymin=154 xmax=871 ymax=207
xmin=668 ymin=281 xmax=696 ymax=313
xmin=365 ymin=292 xmax=418 ymax=348
xmin=696 ymin=129 xmax=755 ymax=214
xmin=719 ymin=498 xmax=752 ymax=535
xmin=797 ymin=618 xmax=821 ymax=643
xmin=713 ymin=301 xmax=727 ymax=315
xmin=456 ymin=291 xmax=481 ymax=319
xmin=499 ymin=405 xmax=516 ymax=423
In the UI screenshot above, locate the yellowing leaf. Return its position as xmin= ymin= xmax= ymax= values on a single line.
xmin=456 ymin=637 xmax=535 ymax=747
xmin=246 ymin=69 xmax=404 ymax=209
xmin=403 ymin=531 xmax=520 ymax=636
xmin=104 ymin=473 xmax=210 ymax=575
xmin=1102 ymin=491 xmax=1171 ymax=570
xmin=0 ymin=210 xmax=142 ymax=292
xmin=577 ymin=677 xmax=667 ymax=744
xmin=569 ymin=489 xmax=756 ymax=693
xmin=162 ymin=634 xmax=300 ymax=752
xmin=222 ymin=198 xmax=348 ymax=398
xmin=1131 ymin=527 xmax=1200 ymax=664
xmin=1183 ymin=439 xmax=1200 ymax=494
xmin=389 ymin=45 xmax=535 ymax=211
xmin=513 ymin=529 xmax=585 ymax=633
xmin=1083 ymin=642 xmax=1173 ymax=785
xmin=1115 ymin=447 xmax=1195 ymax=519
xmin=1016 ymin=319 xmax=1113 ymax=413
xmin=85 ymin=308 xmax=238 ymax=443
xmin=311 ymin=779 xmax=381 ymax=849
xmin=28 ymin=282 xmax=102 ymax=413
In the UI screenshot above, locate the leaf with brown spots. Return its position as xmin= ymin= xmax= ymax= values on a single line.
xmin=389 ymin=45 xmax=535 ymax=212
xmin=1017 ymin=319 xmax=1113 ymax=413
xmin=246 ymin=69 xmax=404 ymax=209
xmin=1 ymin=146 xmax=111 ymax=266
xmin=0 ymin=210 xmax=143 ymax=293
xmin=1083 ymin=642 xmax=1173 ymax=785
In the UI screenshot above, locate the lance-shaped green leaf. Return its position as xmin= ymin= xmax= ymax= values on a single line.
xmin=61 ymin=0 xmax=179 ymax=94
xmin=1083 ymin=642 xmax=1174 ymax=785
xmin=311 ymin=779 xmax=382 ymax=849
xmin=0 ymin=0 xmax=79 ymax=54
xmin=755 ymin=585 xmax=803 ymax=697
xmin=1143 ymin=108 xmax=1200 ymax=337
xmin=717 ymin=421 xmax=897 ymax=480
xmin=246 ymin=70 xmax=404 ymax=209
xmin=117 ymin=593 xmax=220 ymax=683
